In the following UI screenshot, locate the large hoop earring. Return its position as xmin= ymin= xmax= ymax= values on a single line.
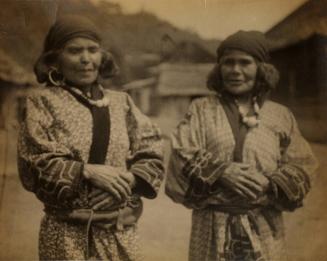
xmin=48 ymin=67 xmax=65 ymax=86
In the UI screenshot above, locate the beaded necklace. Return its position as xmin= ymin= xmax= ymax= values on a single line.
xmin=234 ymin=96 xmax=260 ymax=128
xmin=67 ymin=84 xmax=109 ymax=107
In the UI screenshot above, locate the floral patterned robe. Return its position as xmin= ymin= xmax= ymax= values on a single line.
xmin=166 ymin=96 xmax=317 ymax=261
xmin=17 ymin=86 xmax=164 ymax=260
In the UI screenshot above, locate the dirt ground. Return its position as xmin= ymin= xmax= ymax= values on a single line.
xmin=0 ymin=97 xmax=327 ymax=260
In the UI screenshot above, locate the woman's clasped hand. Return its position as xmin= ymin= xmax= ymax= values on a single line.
xmin=84 ymin=164 xmax=136 ymax=205
xmin=219 ymin=162 xmax=270 ymax=200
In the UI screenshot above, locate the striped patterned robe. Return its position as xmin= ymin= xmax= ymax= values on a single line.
xmin=165 ymin=96 xmax=317 ymax=261
xmin=17 ymin=86 xmax=164 ymax=260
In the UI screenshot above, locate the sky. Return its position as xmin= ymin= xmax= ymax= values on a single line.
xmin=102 ymin=0 xmax=307 ymax=39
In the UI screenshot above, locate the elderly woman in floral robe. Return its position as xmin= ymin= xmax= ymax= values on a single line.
xmin=18 ymin=15 xmax=164 ymax=261
xmin=165 ymin=30 xmax=317 ymax=261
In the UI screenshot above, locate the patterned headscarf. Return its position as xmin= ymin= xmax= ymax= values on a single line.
xmin=43 ymin=15 xmax=101 ymax=52
xmin=216 ymin=30 xmax=270 ymax=62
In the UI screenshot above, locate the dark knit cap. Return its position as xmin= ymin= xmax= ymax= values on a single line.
xmin=44 ymin=15 xmax=101 ymax=52
xmin=217 ymin=30 xmax=270 ymax=62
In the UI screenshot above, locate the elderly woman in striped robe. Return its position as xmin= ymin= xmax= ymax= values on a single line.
xmin=165 ymin=30 xmax=318 ymax=261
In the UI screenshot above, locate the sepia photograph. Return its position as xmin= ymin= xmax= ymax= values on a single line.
xmin=0 ymin=0 xmax=326 ymax=260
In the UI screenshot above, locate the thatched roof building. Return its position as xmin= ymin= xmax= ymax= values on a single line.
xmin=266 ymin=0 xmax=327 ymax=142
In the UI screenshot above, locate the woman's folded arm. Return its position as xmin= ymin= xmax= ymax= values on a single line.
xmin=265 ymin=110 xmax=318 ymax=211
xmin=17 ymin=95 xmax=85 ymax=206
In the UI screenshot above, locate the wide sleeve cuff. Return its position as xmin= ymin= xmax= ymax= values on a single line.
xmin=36 ymin=160 xmax=85 ymax=204
xmin=183 ymin=149 xmax=229 ymax=201
xmin=130 ymin=158 xmax=164 ymax=199
xmin=266 ymin=164 xmax=311 ymax=211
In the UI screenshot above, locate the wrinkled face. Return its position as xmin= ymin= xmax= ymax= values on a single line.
xmin=220 ymin=49 xmax=258 ymax=96
xmin=57 ymin=37 xmax=102 ymax=87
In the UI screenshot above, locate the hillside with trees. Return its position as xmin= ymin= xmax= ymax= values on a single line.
xmin=0 ymin=0 xmax=219 ymax=84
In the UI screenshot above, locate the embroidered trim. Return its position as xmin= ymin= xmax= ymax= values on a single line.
xmin=183 ymin=150 xmax=229 ymax=200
